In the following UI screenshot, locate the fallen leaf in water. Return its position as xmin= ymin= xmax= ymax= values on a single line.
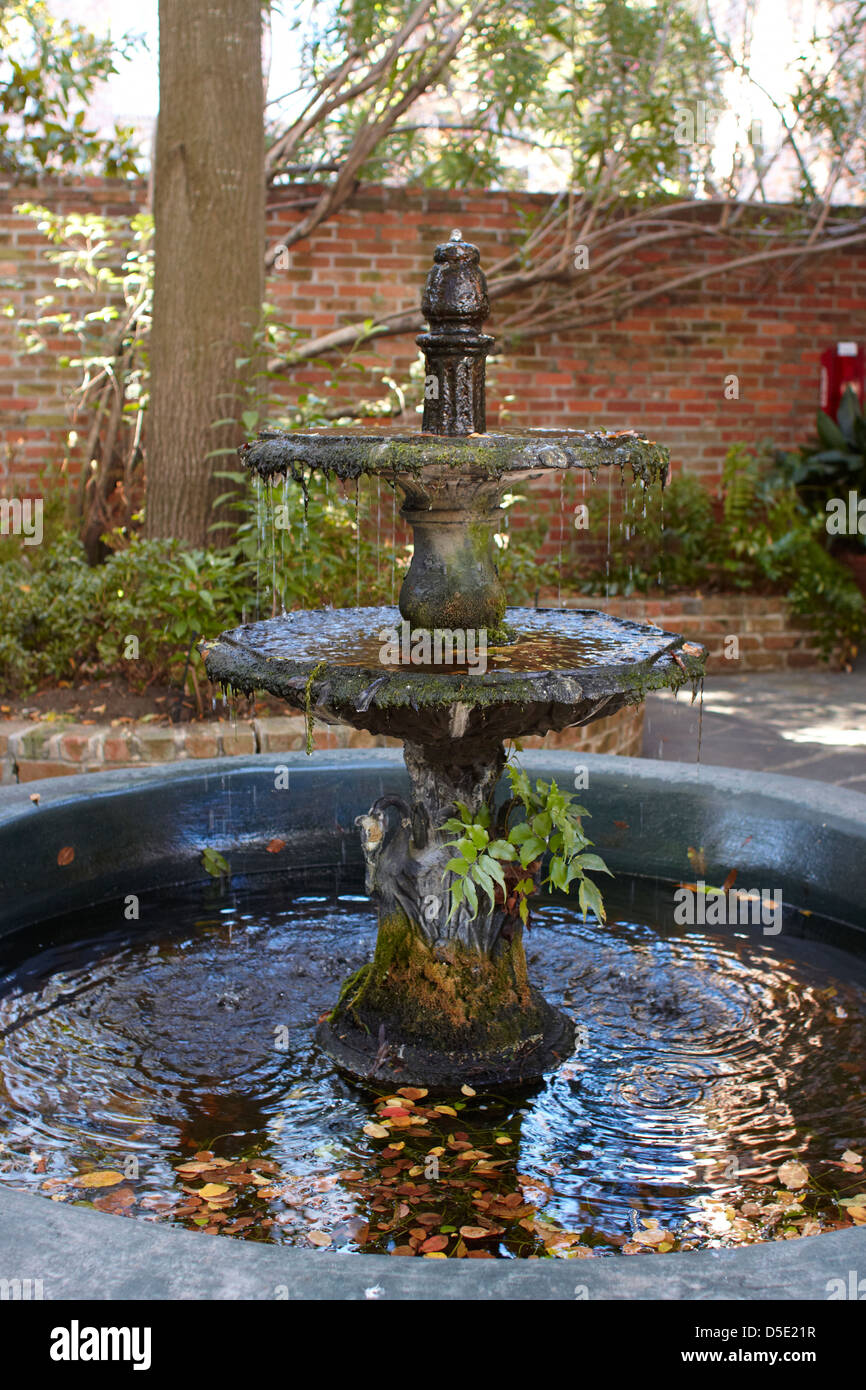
xmin=460 ymin=1085 xmax=476 ymax=1097
xmin=77 ymin=1170 xmax=125 ymax=1189
xmin=94 ymin=1187 xmax=136 ymax=1213
xmin=777 ymin=1161 xmax=809 ymax=1190
xmin=57 ymin=846 xmax=75 ymax=866
xmin=223 ymin=1217 xmax=256 ymax=1234
xmin=687 ymin=846 xmax=707 ymax=876
xmin=420 ymin=1234 xmax=448 ymax=1253
xmin=363 ymin=1123 xmax=390 ymax=1139
xmin=307 ymin=1230 xmax=332 ymax=1247
xmin=266 ymin=838 xmax=286 ymax=853
xmin=197 ymin=1183 xmax=229 ymax=1199
xmin=842 ymin=1150 xmax=862 ymax=1165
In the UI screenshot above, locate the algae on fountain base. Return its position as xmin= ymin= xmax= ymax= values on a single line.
xmin=318 ymin=907 xmax=574 ymax=1092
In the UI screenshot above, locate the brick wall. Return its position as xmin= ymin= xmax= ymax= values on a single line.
xmin=541 ymin=592 xmax=824 ymax=672
xmin=3 ymin=179 xmax=865 ymax=502
xmin=0 ymin=703 xmax=645 ymax=784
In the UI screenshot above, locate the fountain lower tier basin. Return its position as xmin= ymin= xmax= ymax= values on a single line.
xmin=1 ymin=754 xmax=865 ymax=1299
xmin=200 ymin=606 xmax=705 ymax=746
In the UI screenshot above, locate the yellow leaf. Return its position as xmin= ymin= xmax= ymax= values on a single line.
xmin=198 ymin=1183 xmax=229 ymax=1198
xmin=307 ymin=1230 xmax=332 ymax=1247
xmin=460 ymin=1085 xmax=476 ymax=1097
xmin=78 ymin=1170 xmax=125 ymax=1189
xmin=434 ymin=1105 xmax=457 ymax=1116
xmin=363 ymin=1123 xmax=390 ymax=1139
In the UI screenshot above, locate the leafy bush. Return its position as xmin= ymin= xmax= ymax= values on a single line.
xmin=773 ymin=386 xmax=866 ymax=548
xmin=576 ymin=445 xmax=866 ymax=664
xmin=0 ymin=535 xmax=251 ymax=694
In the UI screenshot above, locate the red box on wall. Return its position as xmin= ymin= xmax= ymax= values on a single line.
xmin=820 ymin=342 xmax=865 ymax=415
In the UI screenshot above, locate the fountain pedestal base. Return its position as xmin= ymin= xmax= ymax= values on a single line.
xmin=317 ymin=989 xmax=575 ymax=1092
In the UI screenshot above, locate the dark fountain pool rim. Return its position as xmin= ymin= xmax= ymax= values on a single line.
xmin=1 ymin=750 xmax=865 ymax=1301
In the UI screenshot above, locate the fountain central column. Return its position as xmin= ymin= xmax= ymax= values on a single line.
xmin=397 ymin=231 xmax=507 ymax=635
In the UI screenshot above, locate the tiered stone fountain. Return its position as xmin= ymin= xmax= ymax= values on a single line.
xmin=201 ymin=231 xmax=705 ymax=1090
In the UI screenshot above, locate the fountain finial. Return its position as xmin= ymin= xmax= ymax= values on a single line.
xmin=417 ymin=232 xmax=494 ymax=435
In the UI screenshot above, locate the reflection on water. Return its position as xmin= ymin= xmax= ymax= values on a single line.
xmin=1 ymin=879 xmax=864 ymax=1257
xmin=224 ymin=606 xmax=677 ymax=675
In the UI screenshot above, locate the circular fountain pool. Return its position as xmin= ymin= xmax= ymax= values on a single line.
xmin=1 ymin=876 xmax=865 ymax=1259
xmin=1 ymin=752 xmax=865 ymax=1298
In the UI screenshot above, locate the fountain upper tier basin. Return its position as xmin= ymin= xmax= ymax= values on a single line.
xmin=201 ymin=606 xmax=705 ymax=746
xmin=241 ymin=426 xmax=669 ymax=491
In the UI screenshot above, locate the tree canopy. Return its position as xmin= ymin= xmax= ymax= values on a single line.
xmin=0 ymin=0 xmax=141 ymax=180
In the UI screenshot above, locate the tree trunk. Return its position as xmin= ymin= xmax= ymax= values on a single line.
xmin=148 ymin=0 xmax=264 ymax=545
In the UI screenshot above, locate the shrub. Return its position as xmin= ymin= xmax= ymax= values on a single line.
xmin=575 ymin=445 xmax=866 ymax=665
xmin=0 ymin=534 xmax=251 ymax=694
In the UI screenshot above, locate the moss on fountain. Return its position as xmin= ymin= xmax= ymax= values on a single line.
xmin=200 ymin=611 xmax=705 ymax=750
xmin=243 ymin=427 xmax=670 ymax=489
xmin=318 ymin=905 xmax=571 ymax=1089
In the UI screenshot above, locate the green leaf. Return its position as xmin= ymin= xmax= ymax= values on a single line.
xmin=575 ymin=853 xmax=612 ymax=875
xmin=201 ymin=847 xmax=230 ymax=879
xmin=473 ymin=865 xmax=497 ymax=910
xmin=463 ymin=878 xmax=478 ymax=916
xmin=519 ymin=837 xmax=546 ymax=868
xmin=477 ymin=854 xmax=507 ymax=892
xmin=508 ymin=821 xmax=532 ymax=844
xmin=578 ymin=877 xmax=606 ymax=924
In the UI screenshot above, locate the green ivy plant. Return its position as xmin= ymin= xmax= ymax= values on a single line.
xmin=443 ymin=763 xmax=611 ymax=928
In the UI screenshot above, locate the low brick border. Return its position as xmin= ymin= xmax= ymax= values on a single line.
xmin=0 ymin=703 xmax=645 ymax=784
xmin=541 ymin=593 xmax=828 ymax=672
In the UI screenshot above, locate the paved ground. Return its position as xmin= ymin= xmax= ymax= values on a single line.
xmin=643 ymin=661 xmax=866 ymax=790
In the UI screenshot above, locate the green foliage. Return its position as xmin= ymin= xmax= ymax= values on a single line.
xmin=577 ymin=444 xmax=866 ymax=664
xmin=0 ymin=533 xmax=250 ymax=693
xmin=11 ymin=203 xmax=152 ymax=546
xmin=774 ymin=387 xmax=866 ymax=534
xmin=580 ymin=473 xmax=717 ymax=595
xmin=443 ymin=763 xmax=610 ymax=928
xmin=282 ymin=0 xmax=719 ymax=196
xmin=0 ymin=2 xmax=141 ymax=179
